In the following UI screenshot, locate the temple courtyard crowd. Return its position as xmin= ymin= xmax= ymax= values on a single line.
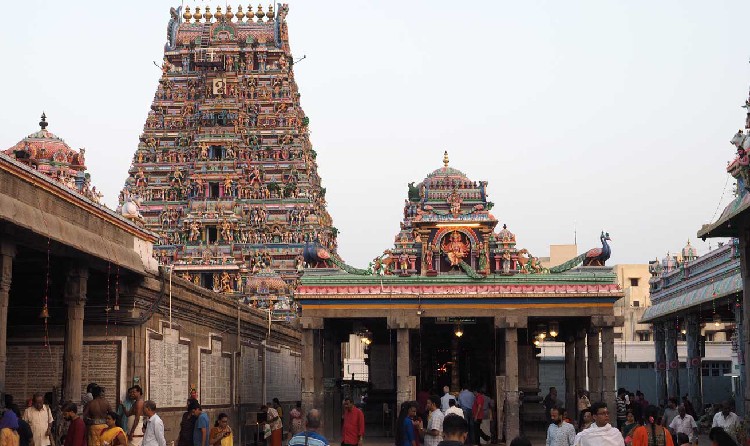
xmin=0 ymin=384 xmax=743 ymax=446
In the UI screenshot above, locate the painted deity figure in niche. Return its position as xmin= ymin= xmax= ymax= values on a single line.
xmin=441 ymin=231 xmax=469 ymax=267
xmin=447 ymin=189 xmax=462 ymax=216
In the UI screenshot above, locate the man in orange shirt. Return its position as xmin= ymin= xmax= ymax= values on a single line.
xmin=341 ymin=398 xmax=364 ymax=446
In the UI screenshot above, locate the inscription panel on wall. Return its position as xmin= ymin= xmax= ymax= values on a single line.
xmin=266 ymin=346 xmax=301 ymax=402
xmin=200 ymin=338 xmax=231 ymax=406
xmin=239 ymin=345 xmax=262 ymax=406
xmin=149 ymin=328 xmax=190 ymax=408
xmin=6 ymin=342 xmax=120 ymax=406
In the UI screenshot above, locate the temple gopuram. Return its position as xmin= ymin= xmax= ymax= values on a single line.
xmin=120 ymin=4 xmax=336 ymax=317
xmin=297 ymin=153 xmax=624 ymax=440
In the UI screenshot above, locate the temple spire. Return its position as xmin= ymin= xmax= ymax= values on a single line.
xmin=443 ymin=150 xmax=449 ymax=167
xmin=39 ymin=112 xmax=48 ymax=130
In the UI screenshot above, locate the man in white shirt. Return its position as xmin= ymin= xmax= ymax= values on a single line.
xmin=142 ymin=400 xmax=167 ymax=446
xmin=440 ymin=387 xmax=456 ymax=413
xmin=573 ymin=402 xmax=624 ymax=446
xmin=546 ymin=407 xmax=575 ymax=446
xmin=445 ymin=400 xmax=464 ymax=419
xmin=669 ymin=406 xmax=698 ymax=441
xmin=424 ymin=396 xmax=444 ymax=446
xmin=23 ymin=393 xmax=53 ymax=446
xmin=712 ymin=402 xmax=740 ymax=443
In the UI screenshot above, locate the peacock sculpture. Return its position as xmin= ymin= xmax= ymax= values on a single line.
xmin=549 ymin=231 xmax=611 ymax=273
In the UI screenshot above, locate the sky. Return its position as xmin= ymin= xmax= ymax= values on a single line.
xmin=1 ymin=0 xmax=748 ymax=269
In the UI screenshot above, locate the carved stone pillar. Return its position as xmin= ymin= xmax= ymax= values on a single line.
xmin=654 ymin=322 xmax=668 ymax=405
xmin=665 ymin=321 xmax=680 ymax=400
xmin=685 ymin=313 xmax=703 ymax=414
xmin=739 ymin=234 xmax=750 ymax=419
xmin=600 ymin=325 xmax=616 ymax=418
xmin=575 ymin=329 xmax=587 ymax=395
xmin=734 ymin=304 xmax=745 ymax=417
xmin=451 ymin=338 xmax=460 ymax=392
xmin=0 ymin=241 xmax=15 ymax=405
xmin=495 ymin=316 xmax=526 ymax=442
xmin=564 ymin=337 xmax=576 ymax=415
xmin=300 ymin=317 xmax=323 ymax=412
xmin=587 ymin=328 xmax=601 ymax=401
xmin=63 ymin=265 xmax=88 ymax=404
xmin=389 ymin=316 xmax=419 ymax=407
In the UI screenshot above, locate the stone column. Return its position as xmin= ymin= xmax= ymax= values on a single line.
xmin=654 ymin=322 xmax=668 ymax=405
xmin=734 ymin=303 xmax=745 ymax=417
xmin=685 ymin=313 xmax=703 ymax=414
xmin=665 ymin=320 xmax=680 ymax=400
xmin=600 ymin=325 xmax=617 ymax=418
xmin=496 ymin=316 xmax=526 ymax=442
xmin=389 ymin=316 xmax=419 ymax=407
xmin=0 ymin=241 xmax=15 ymax=405
xmin=587 ymin=328 xmax=601 ymax=401
xmin=451 ymin=338 xmax=460 ymax=392
xmin=300 ymin=317 xmax=323 ymax=412
xmin=575 ymin=329 xmax=587 ymax=396
xmin=63 ymin=264 xmax=88 ymax=404
xmin=739 ymin=234 xmax=750 ymax=419
xmin=564 ymin=336 xmax=576 ymax=415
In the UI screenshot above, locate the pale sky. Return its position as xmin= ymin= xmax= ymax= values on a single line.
xmin=1 ymin=0 xmax=747 ymax=268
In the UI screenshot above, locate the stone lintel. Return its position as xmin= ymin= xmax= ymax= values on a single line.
xmin=299 ymin=316 xmax=324 ymax=330
xmin=387 ymin=315 xmax=421 ymax=330
xmin=591 ymin=315 xmax=623 ymax=328
xmin=494 ymin=315 xmax=527 ymax=329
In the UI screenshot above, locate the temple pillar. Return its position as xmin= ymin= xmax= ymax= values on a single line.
xmin=451 ymin=338 xmax=460 ymax=392
xmin=575 ymin=329 xmax=587 ymax=395
xmin=654 ymin=322 xmax=668 ymax=405
xmin=300 ymin=317 xmax=323 ymax=411
xmin=600 ymin=324 xmax=617 ymax=418
xmin=665 ymin=320 xmax=680 ymax=400
xmin=0 ymin=241 xmax=15 ymax=405
xmin=389 ymin=316 xmax=419 ymax=407
xmin=685 ymin=313 xmax=703 ymax=414
xmin=496 ymin=316 xmax=525 ymax=442
xmin=587 ymin=328 xmax=601 ymax=401
xmin=564 ymin=336 xmax=576 ymax=415
xmin=735 ymin=303 xmax=746 ymax=417
xmin=63 ymin=264 xmax=88 ymax=404
xmin=739 ymin=234 xmax=750 ymax=418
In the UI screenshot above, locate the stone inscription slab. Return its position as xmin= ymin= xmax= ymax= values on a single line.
xmin=149 ymin=329 xmax=189 ymax=408
xmin=239 ymin=345 xmax=261 ymax=405
xmin=200 ymin=338 xmax=231 ymax=406
xmin=266 ymin=347 xmax=300 ymax=402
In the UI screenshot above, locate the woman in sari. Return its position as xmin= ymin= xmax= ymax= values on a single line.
xmin=209 ymin=414 xmax=232 ymax=446
xmin=289 ymin=402 xmax=304 ymax=436
xmin=0 ymin=410 xmax=20 ymax=446
xmin=621 ymin=409 xmax=639 ymax=440
xmin=100 ymin=412 xmax=127 ymax=446
xmin=631 ymin=405 xmax=674 ymax=446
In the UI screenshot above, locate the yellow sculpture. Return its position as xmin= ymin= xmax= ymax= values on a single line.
xmin=441 ymin=231 xmax=469 ymax=266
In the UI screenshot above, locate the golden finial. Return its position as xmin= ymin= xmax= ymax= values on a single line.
xmin=236 ymin=5 xmax=245 ymax=21
xmin=225 ymin=5 xmax=233 ymax=22
xmin=266 ymin=4 xmax=274 ymax=20
xmin=183 ymin=6 xmax=192 ymax=22
xmin=215 ymin=5 xmax=223 ymax=22
xmin=204 ymin=6 xmax=213 ymax=22
xmin=443 ymin=150 xmax=449 ymax=167
xmin=193 ymin=6 xmax=202 ymax=22
xmin=256 ymin=4 xmax=265 ymax=21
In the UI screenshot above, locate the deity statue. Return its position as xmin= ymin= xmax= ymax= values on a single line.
xmin=425 ymin=245 xmax=434 ymax=271
xmin=447 ymin=189 xmax=463 ymax=217
xmin=502 ymin=250 xmax=511 ymax=274
xmin=220 ymin=271 xmax=232 ymax=293
xmin=441 ymin=231 xmax=469 ymax=267
xmin=189 ymin=221 xmax=201 ymax=242
xmin=134 ymin=168 xmax=148 ymax=188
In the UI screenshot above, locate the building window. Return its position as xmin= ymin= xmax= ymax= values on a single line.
xmin=706 ymin=332 xmax=715 ymax=342
xmin=638 ymin=332 xmax=651 ymax=342
xmin=632 ymin=300 xmax=640 ymax=307
xmin=630 ymin=278 xmax=639 ymax=287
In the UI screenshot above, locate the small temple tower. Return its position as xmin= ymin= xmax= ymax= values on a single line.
xmin=120 ymin=5 xmax=337 ymax=308
xmin=4 ymin=113 xmax=102 ymax=203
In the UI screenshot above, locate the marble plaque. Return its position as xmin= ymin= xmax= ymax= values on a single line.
xmin=149 ymin=328 xmax=190 ymax=408
xmin=200 ymin=338 xmax=231 ymax=406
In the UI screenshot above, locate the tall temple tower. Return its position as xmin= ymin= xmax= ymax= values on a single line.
xmin=120 ymin=4 xmax=337 ymax=312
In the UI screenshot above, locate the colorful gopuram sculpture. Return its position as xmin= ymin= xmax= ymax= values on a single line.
xmin=120 ymin=5 xmax=336 ymax=316
xmin=4 ymin=113 xmax=103 ymax=204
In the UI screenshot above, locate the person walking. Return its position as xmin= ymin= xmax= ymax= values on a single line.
xmin=397 ymin=402 xmax=419 ymax=446
xmin=84 ymin=385 xmax=112 ymax=446
xmin=178 ymin=400 xmax=198 ymax=446
xmin=127 ymin=386 xmax=145 ymax=446
xmin=191 ymin=401 xmax=210 ymax=446
xmin=100 ymin=411 xmax=128 ymax=446
xmin=142 ymin=401 xmax=166 ymax=446
xmin=11 ymin=407 xmax=31 ymax=446
xmin=712 ymin=402 xmax=740 ymax=444
xmin=630 ymin=405 xmax=673 ymax=446
xmin=62 ymin=403 xmax=86 ymax=446
xmin=546 ymin=407 xmax=575 ymax=446
xmin=440 ymin=388 xmax=455 ymax=414
xmin=424 ymin=396 xmax=444 ymax=446
xmin=457 ymin=387 xmax=475 ymax=442
xmin=0 ymin=409 xmax=20 ymax=446
xmin=615 ymin=389 xmax=627 ymax=430
xmin=288 ymin=410 xmax=329 ymax=446
xmin=23 ymin=393 xmax=53 ymax=446
xmin=445 ymin=401 xmax=463 ymax=419
xmin=289 ymin=402 xmax=304 ymax=436
xmin=265 ymin=403 xmax=282 ymax=446
xmin=668 ymin=406 xmax=697 ymax=444
xmin=209 ymin=413 xmax=232 ymax=446
xmin=341 ymin=398 xmax=364 ymax=446
xmin=471 ymin=390 xmax=488 ymax=446
xmin=572 ymin=402 xmax=624 ymax=446
xmin=543 ymin=388 xmax=560 ymax=423
xmin=437 ymin=415 xmax=468 ymax=446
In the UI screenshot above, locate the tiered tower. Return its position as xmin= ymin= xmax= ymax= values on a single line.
xmin=120 ymin=5 xmax=337 ymax=310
